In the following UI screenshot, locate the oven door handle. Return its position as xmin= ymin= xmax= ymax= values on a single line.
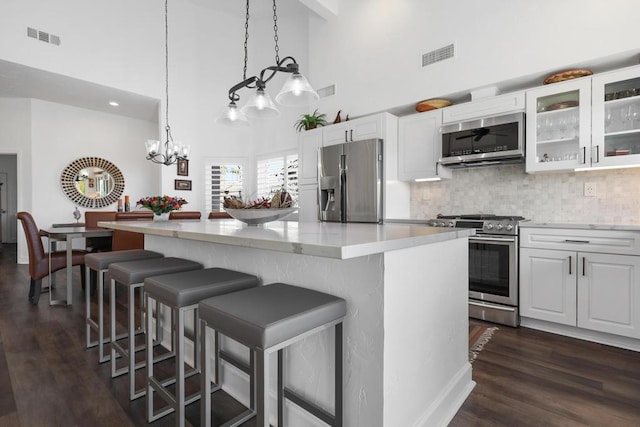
xmin=469 ymin=236 xmax=517 ymax=243
xmin=469 ymin=300 xmax=516 ymax=312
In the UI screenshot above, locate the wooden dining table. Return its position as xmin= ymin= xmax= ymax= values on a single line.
xmin=41 ymin=225 xmax=112 ymax=306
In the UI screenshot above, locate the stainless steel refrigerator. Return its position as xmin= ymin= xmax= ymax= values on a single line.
xmin=318 ymin=138 xmax=383 ymax=223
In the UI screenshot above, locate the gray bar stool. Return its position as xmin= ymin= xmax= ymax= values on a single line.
xmin=84 ymin=249 xmax=164 ymax=363
xmin=144 ymin=268 xmax=259 ymax=425
xmin=198 ymin=283 xmax=347 ymax=427
xmin=109 ymin=257 xmax=203 ymax=400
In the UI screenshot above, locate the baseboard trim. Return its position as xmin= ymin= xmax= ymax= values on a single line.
xmin=521 ymin=317 xmax=640 ymax=352
xmin=412 ymin=362 xmax=475 ymax=427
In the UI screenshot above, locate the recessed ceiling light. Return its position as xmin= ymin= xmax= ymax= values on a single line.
xmin=109 ymin=101 xmax=119 ymax=107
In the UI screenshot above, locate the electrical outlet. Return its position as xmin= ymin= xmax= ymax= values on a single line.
xmin=584 ymin=182 xmax=596 ymax=197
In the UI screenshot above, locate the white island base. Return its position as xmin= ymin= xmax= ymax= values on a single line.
xmin=101 ymin=220 xmax=474 ymax=426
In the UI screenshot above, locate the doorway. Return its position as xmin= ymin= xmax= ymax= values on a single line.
xmin=0 ymin=155 xmax=18 ymax=244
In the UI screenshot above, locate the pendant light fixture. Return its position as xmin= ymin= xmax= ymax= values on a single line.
xmin=146 ymin=0 xmax=190 ymax=166
xmin=218 ymin=0 xmax=319 ymax=125
xmin=216 ymin=0 xmax=251 ymax=127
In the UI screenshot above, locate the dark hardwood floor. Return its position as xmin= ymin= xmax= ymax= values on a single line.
xmin=452 ymin=320 xmax=640 ymax=426
xmin=1 ymin=244 xmax=639 ymax=426
xmin=0 ymin=244 xmax=249 ymax=427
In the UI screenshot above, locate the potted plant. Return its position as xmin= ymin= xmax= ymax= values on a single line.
xmin=294 ymin=109 xmax=327 ymax=132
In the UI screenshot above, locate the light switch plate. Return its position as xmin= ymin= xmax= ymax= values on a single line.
xmin=584 ymin=182 xmax=596 ymax=197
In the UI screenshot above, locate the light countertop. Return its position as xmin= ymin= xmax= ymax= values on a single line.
xmin=98 ymin=219 xmax=474 ymax=260
xmin=521 ymin=222 xmax=640 ymax=232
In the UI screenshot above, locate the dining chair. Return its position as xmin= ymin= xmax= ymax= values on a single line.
xmin=17 ymin=211 xmax=87 ymax=305
xmin=207 ymin=211 xmax=232 ymax=219
xmin=112 ymin=211 xmax=154 ymax=251
xmin=169 ymin=211 xmax=202 ymax=220
xmin=84 ymin=211 xmax=117 ymax=253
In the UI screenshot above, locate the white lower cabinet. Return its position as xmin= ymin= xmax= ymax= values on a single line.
xmin=520 ymin=247 xmax=577 ymax=326
xmin=578 ymin=252 xmax=640 ymax=338
xmin=520 ymin=227 xmax=640 ymax=340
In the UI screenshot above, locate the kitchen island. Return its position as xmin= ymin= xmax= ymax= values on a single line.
xmin=98 ymin=219 xmax=474 ymax=427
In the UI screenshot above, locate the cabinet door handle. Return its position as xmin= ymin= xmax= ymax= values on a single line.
xmin=582 ymin=146 xmax=586 ymax=164
xmin=564 ymin=239 xmax=590 ymax=244
xmin=344 ymin=130 xmax=348 ymax=142
xmin=582 ymin=256 xmax=586 ymax=276
xmin=350 ymin=129 xmax=353 ymax=142
xmin=569 ymin=255 xmax=572 ymax=275
xmin=596 ymin=145 xmax=600 ymax=163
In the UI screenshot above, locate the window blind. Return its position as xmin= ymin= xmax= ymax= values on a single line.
xmin=204 ymin=162 xmax=243 ymax=212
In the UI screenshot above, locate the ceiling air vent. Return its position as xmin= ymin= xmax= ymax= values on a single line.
xmin=422 ymin=43 xmax=454 ymax=67
xmin=27 ymin=26 xmax=61 ymax=46
xmin=317 ymin=84 xmax=336 ymax=99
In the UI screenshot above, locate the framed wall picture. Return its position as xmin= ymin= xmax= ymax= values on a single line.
xmin=174 ymin=179 xmax=192 ymax=191
xmin=177 ymin=159 xmax=189 ymax=176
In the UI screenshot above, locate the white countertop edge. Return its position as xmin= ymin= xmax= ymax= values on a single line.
xmin=522 ymin=222 xmax=640 ymax=231
xmin=98 ymin=220 xmax=474 ymax=259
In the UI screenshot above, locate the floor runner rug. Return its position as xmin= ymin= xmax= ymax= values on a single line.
xmin=469 ymin=324 xmax=498 ymax=363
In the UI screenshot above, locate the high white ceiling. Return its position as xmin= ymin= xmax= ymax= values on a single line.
xmin=0 ymin=59 xmax=160 ymax=122
xmin=0 ymin=0 xmax=316 ymax=122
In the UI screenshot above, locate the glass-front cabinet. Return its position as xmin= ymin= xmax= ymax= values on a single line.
xmin=526 ymin=78 xmax=592 ymax=173
xmin=592 ymin=65 xmax=640 ymax=168
xmin=526 ymin=64 xmax=640 ymax=173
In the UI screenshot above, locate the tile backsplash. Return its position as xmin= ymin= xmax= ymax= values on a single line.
xmin=410 ymin=164 xmax=640 ymax=224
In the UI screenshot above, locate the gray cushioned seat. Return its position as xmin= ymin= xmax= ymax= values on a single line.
xmin=145 ymin=268 xmax=259 ymax=308
xmin=85 ymin=249 xmax=163 ymax=270
xmin=199 ymin=283 xmax=347 ymax=349
xmin=109 ymin=257 xmax=203 ymax=285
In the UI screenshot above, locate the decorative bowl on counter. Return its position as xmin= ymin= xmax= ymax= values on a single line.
xmin=224 ymin=208 xmax=297 ymax=225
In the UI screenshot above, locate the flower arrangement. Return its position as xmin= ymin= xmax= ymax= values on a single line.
xmin=136 ymin=195 xmax=188 ymax=215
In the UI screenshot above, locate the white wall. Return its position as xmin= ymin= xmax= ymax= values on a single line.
xmin=0 ymin=98 xmax=32 ymax=257
xmin=307 ymin=0 xmax=640 ymax=118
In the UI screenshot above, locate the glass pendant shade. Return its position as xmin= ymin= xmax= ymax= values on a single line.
xmin=216 ymin=101 xmax=250 ymax=127
xmin=241 ymin=88 xmax=280 ymax=118
xmin=275 ymin=72 xmax=319 ymax=106
xmin=145 ymin=139 xmax=160 ymax=156
xmin=179 ymin=144 xmax=191 ymax=157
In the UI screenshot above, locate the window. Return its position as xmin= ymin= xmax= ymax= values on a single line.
xmin=256 ymin=152 xmax=298 ymax=201
xmin=204 ymin=161 xmax=243 ymax=212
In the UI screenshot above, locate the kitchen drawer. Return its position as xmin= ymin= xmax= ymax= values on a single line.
xmin=520 ymin=227 xmax=640 ymax=255
xmin=442 ymin=91 xmax=525 ymax=123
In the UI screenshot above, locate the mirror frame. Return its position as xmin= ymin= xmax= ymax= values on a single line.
xmin=60 ymin=157 xmax=125 ymax=208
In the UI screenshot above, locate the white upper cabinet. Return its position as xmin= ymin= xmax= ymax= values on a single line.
xmin=442 ymin=91 xmax=525 ymax=124
xmin=591 ymin=65 xmax=640 ymax=169
xmin=397 ymin=109 xmax=451 ymax=181
xmin=525 ymin=78 xmax=592 ymax=173
xmin=323 ymin=114 xmax=387 ymax=146
xmin=298 ymin=127 xmax=323 ymax=186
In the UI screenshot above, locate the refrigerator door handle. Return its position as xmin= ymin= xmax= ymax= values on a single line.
xmin=339 ymin=154 xmax=347 ymax=222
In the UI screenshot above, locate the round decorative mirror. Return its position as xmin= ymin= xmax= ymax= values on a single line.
xmin=60 ymin=157 xmax=125 ymax=208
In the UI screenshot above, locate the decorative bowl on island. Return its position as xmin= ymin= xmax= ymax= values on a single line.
xmin=225 ymin=207 xmax=297 ymax=225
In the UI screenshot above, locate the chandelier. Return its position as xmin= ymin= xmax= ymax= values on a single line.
xmin=145 ymin=0 xmax=190 ymax=166
xmin=217 ymin=0 xmax=319 ymax=126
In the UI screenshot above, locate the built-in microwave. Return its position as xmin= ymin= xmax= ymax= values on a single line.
xmin=440 ymin=112 xmax=525 ymax=168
